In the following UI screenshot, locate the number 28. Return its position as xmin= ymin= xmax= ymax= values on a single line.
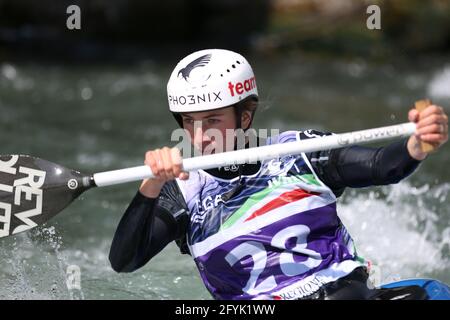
xmin=225 ymin=224 xmax=322 ymax=295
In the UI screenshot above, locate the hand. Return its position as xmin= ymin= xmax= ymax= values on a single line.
xmin=139 ymin=147 xmax=189 ymax=198
xmin=407 ymin=104 xmax=448 ymax=160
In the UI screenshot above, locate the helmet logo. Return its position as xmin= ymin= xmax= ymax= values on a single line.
xmin=177 ymin=54 xmax=212 ymax=84
xmin=228 ymin=77 xmax=256 ymax=97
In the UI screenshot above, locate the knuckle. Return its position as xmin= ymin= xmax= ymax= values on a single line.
xmin=146 ymin=158 xmax=155 ymax=168
xmin=164 ymin=168 xmax=174 ymax=177
xmin=173 ymin=162 xmax=182 ymax=169
xmin=145 ymin=151 xmax=154 ymax=160
xmin=171 ymin=147 xmax=181 ymax=157
xmin=146 ymin=154 xmax=155 ymax=164
xmin=159 ymin=174 xmax=167 ymax=181
xmin=156 ymin=158 xmax=164 ymax=169
xmin=173 ymin=166 xmax=182 ymax=175
xmin=431 ymin=114 xmax=439 ymax=123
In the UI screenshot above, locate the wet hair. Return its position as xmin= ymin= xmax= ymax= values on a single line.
xmin=234 ymin=96 xmax=258 ymax=131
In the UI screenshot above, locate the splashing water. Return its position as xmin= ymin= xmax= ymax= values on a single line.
xmin=0 ymin=227 xmax=71 ymax=299
xmin=427 ymin=65 xmax=450 ymax=99
xmin=339 ymin=181 xmax=450 ymax=285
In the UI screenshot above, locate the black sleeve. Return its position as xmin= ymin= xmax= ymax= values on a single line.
xmin=109 ymin=181 xmax=189 ymax=273
xmin=301 ymin=130 xmax=421 ymax=197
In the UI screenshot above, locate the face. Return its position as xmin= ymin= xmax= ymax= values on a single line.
xmin=181 ymin=106 xmax=252 ymax=154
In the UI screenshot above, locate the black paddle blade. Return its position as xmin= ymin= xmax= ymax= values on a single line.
xmin=0 ymin=155 xmax=94 ymax=239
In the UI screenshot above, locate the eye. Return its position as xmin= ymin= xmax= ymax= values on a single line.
xmin=207 ymin=118 xmax=220 ymax=125
xmin=182 ymin=118 xmax=194 ymax=125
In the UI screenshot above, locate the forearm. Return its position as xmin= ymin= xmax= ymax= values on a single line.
xmin=371 ymin=138 xmax=422 ymax=185
xmin=140 ymin=178 xmax=165 ymax=198
xmin=321 ymin=138 xmax=421 ymax=190
xmin=109 ymin=192 xmax=177 ymax=273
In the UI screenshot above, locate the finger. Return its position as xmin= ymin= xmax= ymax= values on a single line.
xmin=160 ymin=147 xmax=175 ymax=180
xmin=408 ymin=109 xmax=419 ymax=123
xmin=170 ymin=147 xmax=183 ymax=178
xmin=417 ymin=123 xmax=448 ymax=135
xmin=178 ymin=172 xmax=189 ymax=180
xmin=145 ymin=151 xmax=161 ymax=179
xmin=154 ymin=149 xmax=168 ymax=180
xmin=416 ymin=114 xmax=448 ymax=129
xmin=418 ymin=105 xmax=444 ymax=118
xmin=419 ymin=133 xmax=448 ymax=143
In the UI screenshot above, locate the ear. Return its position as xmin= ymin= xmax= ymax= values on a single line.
xmin=241 ymin=110 xmax=252 ymax=130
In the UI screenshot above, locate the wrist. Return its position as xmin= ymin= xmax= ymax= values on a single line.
xmin=139 ymin=179 xmax=165 ymax=198
xmin=407 ymin=136 xmax=427 ymax=161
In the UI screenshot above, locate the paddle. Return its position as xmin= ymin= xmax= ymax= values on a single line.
xmin=414 ymin=99 xmax=435 ymax=153
xmin=0 ymin=120 xmax=419 ymax=239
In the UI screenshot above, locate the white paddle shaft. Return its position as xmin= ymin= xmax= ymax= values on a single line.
xmin=93 ymin=122 xmax=416 ymax=187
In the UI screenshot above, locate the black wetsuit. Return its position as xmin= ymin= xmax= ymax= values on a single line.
xmin=109 ymin=132 xmax=425 ymax=300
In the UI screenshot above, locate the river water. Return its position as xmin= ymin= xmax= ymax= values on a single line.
xmin=0 ymin=54 xmax=449 ymax=299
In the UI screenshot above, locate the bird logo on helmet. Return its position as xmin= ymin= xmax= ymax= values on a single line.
xmin=177 ymin=54 xmax=212 ymax=84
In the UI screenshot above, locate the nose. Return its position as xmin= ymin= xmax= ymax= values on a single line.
xmin=193 ymin=122 xmax=211 ymax=150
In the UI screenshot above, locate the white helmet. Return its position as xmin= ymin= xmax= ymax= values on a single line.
xmin=167 ymin=49 xmax=258 ymax=113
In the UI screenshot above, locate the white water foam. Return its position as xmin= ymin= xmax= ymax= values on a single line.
xmin=339 ymin=181 xmax=450 ymax=285
xmin=427 ymin=65 xmax=450 ymax=99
